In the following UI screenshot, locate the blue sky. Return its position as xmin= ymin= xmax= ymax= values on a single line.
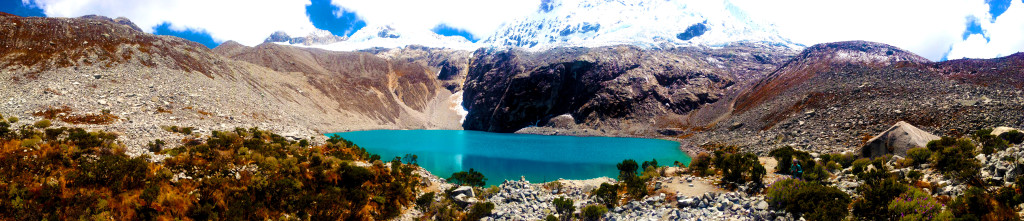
xmin=4 ymin=0 xmax=1023 ymax=60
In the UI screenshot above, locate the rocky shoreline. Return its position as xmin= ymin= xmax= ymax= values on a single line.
xmin=409 ymin=168 xmax=788 ymax=221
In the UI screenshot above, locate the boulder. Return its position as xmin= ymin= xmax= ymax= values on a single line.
xmin=992 ymin=126 xmax=1020 ymax=136
xmin=546 ymin=114 xmax=577 ymax=129
xmin=452 ymin=186 xmax=475 ymax=198
xmin=860 ymin=121 xmax=940 ymax=158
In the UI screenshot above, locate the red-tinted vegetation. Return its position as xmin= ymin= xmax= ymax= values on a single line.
xmin=32 ymin=106 xmax=119 ymax=125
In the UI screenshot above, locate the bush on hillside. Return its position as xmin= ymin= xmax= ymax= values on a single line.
xmin=927 ymin=137 xmax=981 ymax=182
xmin=769 ymin=146 xmax=810 ymax=175
xmin=416 ymin=192 xmax=435 ymax=210
xmin=617 ymin=159 xmax=649 ymax=199
xmin=33 ymin=119 xmax=51 ymax=128
xmin=975 ymin=128 xmax=1010 ymax=154
xmin=1001 ymin=130 xmax=1024 ymax=144
xmin=906 ymin=147 xmax=932 ymax=167
xmin=545 ymin=214 xmax=558 ymax=221
xmin=714 ymin=151 xmax=766 ymax=190
xmin=464 ymin=202 xmax=495 ymax=221
xmin=591 ymin=183 xmax=619 ymax=208
xmin=851 ymin=158 xmax=872 ymax=176
xmin=852 ymin=167 xmax=908 ymax=220
xmin=580 ymin=205 xmax=608 ymax=221
xmin=688 ymin=153 xmax=714 ymax=176
xmin=766 ymin=178 xmax=850 ymax=221
xmin=888 ymin=188 xmax=952 ymax=221
xmin=950 ymin=186 xmax=1020 ymax=220
xmin=553 ymin=197 xmax=575 ymax=221
xmin=801 ymin=164 xmax=830 ymax=183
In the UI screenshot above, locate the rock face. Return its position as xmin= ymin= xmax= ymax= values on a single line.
xmin=213 ymin=41 xmax=462 ymax=129
xmin=860 ymin=121 xmax=940 ymax=158
xmin=461 ymin=45 xmax=736 ymax=133
xmin=367 ymin=45 xmax=474 ymax=92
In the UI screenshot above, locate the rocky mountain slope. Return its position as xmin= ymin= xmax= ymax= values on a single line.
xmin=686 ymin=41 xmax=1024 ymax=154
xmin=212 ymin=41 xmax=461 ymax=129
xmin=0 ymin=13 xmax=460 ymax=156
xmin=461 ymin=43 xmax=797 ymax=134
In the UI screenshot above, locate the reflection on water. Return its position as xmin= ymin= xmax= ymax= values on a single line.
xmin=327 ymin=130 xmax=689 ymax=186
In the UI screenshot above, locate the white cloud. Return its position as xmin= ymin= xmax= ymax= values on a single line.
xmin=330 ymin=0 xmax=541 ymax=38
xmin=947 ymin=0 xmax=1024 ymax=59
xmin=27 ymin=0 xmax=319 ymax=46
xmin=731 ymin=0 xmax=990 ymax=61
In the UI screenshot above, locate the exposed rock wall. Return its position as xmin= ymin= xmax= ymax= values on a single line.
xmin=462 ymin=46 xmax=736 ymax=133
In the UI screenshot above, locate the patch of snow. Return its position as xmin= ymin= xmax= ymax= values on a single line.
xmin=287 ymin=25 xmax=484 ymax=51
xmin=271 ymin=0 xmax=798 ymax=52
xmin=483 ymin=0 xmax=799 ymax=50
xmin=450 ymin=91 xmax=468 ymax=124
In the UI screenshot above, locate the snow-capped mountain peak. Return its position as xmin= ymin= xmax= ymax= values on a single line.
xmin=263 ymin=0 xmax=797 ymax=52
xmin=484 ymin=0 xmax=797 ymax=50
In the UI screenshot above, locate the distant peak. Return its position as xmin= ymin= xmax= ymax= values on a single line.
xmin=263 ymin=29 xmax=347 ymax=46
xmin=799 ymin=40 xmax=930 ymax=64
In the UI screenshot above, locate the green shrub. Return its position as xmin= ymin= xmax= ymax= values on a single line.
xmin=1001 ymin=130 xmax=1024 ymax=144
xmin=641 ymin=158 xmax=658 ymax=172
xmin=33 ymin=119 xmax=51 ymax=128
xmin=907 ymin=170 xmax=924 ymax=181
xmin=147 ymin=139 xmax=165 ymax=152
xmin=465 ymin=202 xmax=494 ymax=220
xmin=689 ymin=153 xmax=713 ymax=176
xmin=545 ymin=214 xmax=558 ymax=221
xmin=580 ymin=205 xmax=607 ymax=221
xmin=449 ymin=169 xmax=487 ymax=187
xmin=7 ymin=117 xmax=17 ymax=123
xmin=617 ymin=159 xmax=639 ymax=180
xmin=825 ymin=161 xmax=842 ymax=172
xmin=906 ymin=147 xmax=932 ymax=166
xmin=766 ymin=178 xmax=850 ymax=221
xmin=591 ymin=182 xmax=619 ymax=208
xmin=553 ymin=197 xmax=575 ymax=220
xmin=801 ymin=164 xmax=830 ymax=183
xmin=0 ymin=121 xmax=9 ymax=137
xmin=769 ymin=146 xmax=802 ymax=174
xmin=994 ymin=186 xmax=1023 ymax=208
xmin=851 ymin=158 xmax=871 ymax=175
xmin=949 ymin=186 xmax=1019 ymax=220
xmin=617 ymin=159 xmax=648 ymax=199
xmin=975 ymin=129 xmax=1009 ymax=154
xmin=714 ymin=152 xmax=766 ymax=189
xmin=927 ymin=137 xmax=981 ymax=182
xmin=416 ymin=192 xmax=435 ymax=210
xmin=622 ymin=176 xmax=648 ymax=199
xmin=888 ymin=188 xmax=952 ymax=221
xmin=852 ymin=169 xmax=908 ymax=220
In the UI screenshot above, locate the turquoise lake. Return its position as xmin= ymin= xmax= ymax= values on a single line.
xmin=326 ymin=130 xmax=690 ymax=186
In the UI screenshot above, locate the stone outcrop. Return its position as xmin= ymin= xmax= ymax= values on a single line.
xmin=462 ymin=45 xmax=739 ymax=134
xmin=860 ymin=121 xmax=940 ymax=158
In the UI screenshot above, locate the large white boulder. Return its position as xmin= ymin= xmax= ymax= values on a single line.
xmin=860 ymin=121 xmax=940 ymax=158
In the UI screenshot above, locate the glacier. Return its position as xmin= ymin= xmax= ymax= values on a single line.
xmin=270 ymin=0 xmax=800 ymax=52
